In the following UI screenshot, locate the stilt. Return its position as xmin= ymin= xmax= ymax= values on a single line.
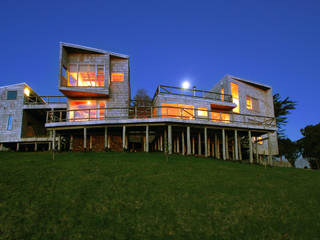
xmin=52 ymin=129 xmax=56 ymax=151
xmin=182 ymin=131 xmax=185 ymax=155
xmin=0 ymin=143 xmax=3 ymax=151
xmin=70 ymin=135 xmax=73 ymax=151
xmin=107 ymin=135 xmax=111 ymax=149
xmin=89 ymin=135 xmax=93 ymax=151
xmin=160 ymin=134 xmax=163 ymax=152
xmin=208 ymin=137 xmax=211 ymax=157
xmin=177 ymin=136 xmax=180 ymax=153
xmin=187 ymin=126 xmax=191 ymax=155
xmin=215 ymin=133 xmax=218 ymax=158
xmin=104 ymin=127 xmax=108 ymax=150
xmin=48 ymin=142 xmax=51 ymax=151
xmin=238 ymin=136 xmax=242 ymax=160
xmin=222 ymin=129 xmax=226 ymax=160
xmin=256 ymin=141 xmax=259 ymax=164
xmin=83 ymin=128 xmax=87 ymax=151
xmin=173 ymin=138 xmax=176 ymax=153
xmin=34 ymin=142 xmax=37 ymax=152
xmin=198 ymin=132 xmax=201 ymax=156
xmin=192 ymin=136 xmax=195 ymax=155
xmin=58 ymin=135 xmax=61 ymax=151
xmin=234 ymin=130 xmax=238 ymax=160
xmin=268 ymin=132 xmax=272 ymax=166
xmin=248 ymin=130 xmax=253 ymax=163
xmin=204 ymin=128 xmax=208 ymax=157
xmin=146 ymin=125 xmax=149 ymax=152
xmin=225 ymin=133 xmax=229 ymax=160
xmin=211 ymin=141 xmax=214 ymax=158
xmin=122 ymin=126 xmax=126 ymax=151
xmin=168 ymin=125 xmax=172 ymax=154
xmin=164 ymin=128 xmax=168 ymax=153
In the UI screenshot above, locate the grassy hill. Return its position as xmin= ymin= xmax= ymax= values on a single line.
xmin=0 ymin=152 xmax=319 ymax=239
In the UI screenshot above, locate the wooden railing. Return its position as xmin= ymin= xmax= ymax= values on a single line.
xmin=152 ymin=85 xmax=233 ymax=103
xmin=46 ymin=106 xmax=276 ymax=128
xmin=24 ymin=96 xmax=67 ymax=105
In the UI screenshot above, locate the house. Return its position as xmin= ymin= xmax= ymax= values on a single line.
xmin=0 ymin=42 xmax=278 ymax=165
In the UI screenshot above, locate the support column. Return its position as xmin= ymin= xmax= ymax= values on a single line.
xmin=214 ymin=133 xmax=218 ymax=158
xmin=211 ymin=140 xmax=214 ymax=158
xmin=107 ymin=135 xmax=111 ymax=149
xmin=164 ymin=128 xmax=168 ymax=153
xmin=208 ymin=137 xmax=211 ymax=157
xmin=0 ymin=143 xmax=3 ymax=151
xmin=187 ymin=126 xmax=191 ymax=155
xmin=52 ymin=129 xmax=56 ymax=151
xmin=168 ymin=125 xmax=172 ymax=154
xmin=34 ymin=142 xmax=37 ymax=152
xmin=16 ymin=143 xmax=20 ymax=151
xmin=58 ymin=135 xmax=61 ymax=151
xmin=104 ymin=127 xmax=108 ymax=150
xmin=256 ymin=141 xmax=259 ymax=164
xmin=182 ymin=131 xmax=185 ymax=155
xmin=89 ymin=135 xmax=93 ymax=151
xmin=122 ymin=126 xmax=126 ymax=151
xmin=238 ymin=136 xmax=242 ymax=160
xmin=192 ymin=137 xmax=195 ymax=155
xmin=83 ymin=128 xmax=87 ymax=151
xmin=204 ymin=128 xmax=208 ymax=157
xmin=234 ymin=130 xmax=239 ymax=160
xmin=145 ymin=125 xmax=149 ymax=152
xmin=248 ymin=130 xmax=253 ymax=163
xmin=225 ymin=133 xmax=229 ymax=160
xmin=268 ymin=132 xmax=272 ymax=166
xmin=222 ymin=129 xmax=226 ymax=160
xmin=48 ymin=142 xmax=51 ymax=151
xmin=70 ymin=135 xmax=73 ymax=151
xmin=160 ymin=134 xmax=163 ymax=152
xmin=198 ymin=132 xmax=201 ymax=156
xmin=176 ymin=136 xmax=180 ymax=153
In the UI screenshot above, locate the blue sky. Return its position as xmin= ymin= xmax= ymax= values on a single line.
xmin=1 ymin=0 xmax=319 ymax=140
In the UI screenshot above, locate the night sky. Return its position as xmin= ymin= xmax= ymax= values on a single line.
xmin=1 ymin=0 xmax=319 ymax=140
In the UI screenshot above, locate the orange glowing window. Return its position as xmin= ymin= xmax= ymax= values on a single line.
xmin=211 ymin=112 xmax=230 ymax=123
xmin=180 ymin=104 xmax=194 ymax=119
xmin=69 ymin=100 xmax=106 ymax=121
xmin=197 ymin=107 xmax=208 ymax=117
xmin=231 ymin=82 xmax=240 ymax=113
xmin=221 ymin=88 xmax=224 ymax=101
xmin=246 ymin=96 xmax=253 ymax=110
xmin=67 ymin=64 xmax=105 ymax=87
xmin=96 ymin=65 xmax=105 ymax=87
xmin=111 ymin=73 xmax=124 ymax=82
xmin=160 ymin=103 xmax=194 ymax=119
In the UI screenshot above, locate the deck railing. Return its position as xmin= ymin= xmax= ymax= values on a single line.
xmin=46 ymin=106 xmax=276 ymax=128
xmin=153 ymin=85 xmax=233 ymax=103
xmin=24 ymin=96 xmax=67 ymax=105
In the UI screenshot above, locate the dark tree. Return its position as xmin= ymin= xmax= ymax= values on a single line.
xmin=273 ymin=93 xmax=297 ymax=138
xmin=299 ymin=123 xmax=320 ymax=169
xmin=278 ymin=138 xmax=299 ymax=167
xmin=132 ymin=89 xmax=153 ymax=118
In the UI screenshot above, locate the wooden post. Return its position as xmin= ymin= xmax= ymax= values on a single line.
xmin=187 ymin=126 xmax=191 ymax=155
xmin=211 ymin=139 xmax=214 ymax=158
xmin=208 ymin=137 xmax=211 ymax=157
xmin=182 ymin=131 xmax=185 ymax=155
xmin=34 ymin=142 xmax=37 ymax=152
xmin=256 ymin=141 xmax=259 ymax=164
xmin=214 ymin=133 xmax=218 ymax=158
xmin=70 ymin=135 xmax=73 ymax=151
xmin=104 ymin=127 xmax=108 ymax=150
xmin=192 ymin=136 xmax=195 ymax=155
xmin=146 ymin=125 xmax=149 ymax=152
xmin=168 ymin=125 xmax=172 ymax=154
xmin=52 ymin=129 xmax=56 ymax=151
xmin=58 ymin=135 xmax=61 ymax=151
xmin=122 ymin=126 xmax=126 ymax=151
xmin=16 ymin=143 xmax=20 ymax=151
xmin=48 ymin=142 xmax=51 ymax=151
xmin=173 ymin=138 xmax=176 ymax=153
xmin=198 ymin=132 xmax=201 ymax=156
xmin=222 ymin=129 xmax=226 ymax=160
xmin=89 ymin=135 xmax=93 ymax=151
xmin=238 ymin=136 xmax=242 ymax=161
xmin=225 ymin=133 xmax=229 ymax=160
xmin=177 ymin=136 xmax=180 ymax=153
xmin=160 ymin=134 xmax=163 ymax=152
xmin=268 ymin=132 xmax=272 ymax=166
xmin=234 ymin=130 xmax=238 ymax=160
xmin=204 ymin=128 xmax=208 ymax=157
xmin=84 ymin=128 xmax=87 ymax=151
xmin=107 ymin=135 xmax=111 ymax=149
xmin=248 ymin=130 xmax=253 ymax=163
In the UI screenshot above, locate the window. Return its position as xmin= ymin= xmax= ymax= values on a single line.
xmin=230 ymin=82 xmax=240 ymax=113
xmin=67 ymin=64 xmax=105 ymax=87
xmin=7 ymin=115 xmax=13 ymax=130
xmin=160 ymin=103 xmax=194 ymax=119
xmin=220 ymin=88 xmax=224 ymax=101
xmin=253 ymin=136 xmax=263 ymax=145
xmin=246 ymin=96 xmax=259 ymax=112
xmin=111 ymin=73 xmax=124 ymax=82
xmin=24 ymin=88 xmax=30 ymax=96
xmin=211 ymin=112 xmax=230 ymax=123
xmin=197 ymin=108 xmax=208 ymax=117
xmin=69 ymin=100 xmax=106 ymax=121
xmin=7 ymin=91 xmax=17 ymax=100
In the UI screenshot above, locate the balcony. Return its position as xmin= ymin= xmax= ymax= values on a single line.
xmin=45 ymin=106 xmax=276 ymax=131
xmin=24 ymin=95 xmax=67 ymax=109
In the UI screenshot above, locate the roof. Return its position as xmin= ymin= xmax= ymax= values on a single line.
xmin=228 ymin=75 xmax=271 ymax=90
xmin=0 ymin=82 xmax=29 ymax=89
xmin=60 ymin=42 xmax=129 ymax=59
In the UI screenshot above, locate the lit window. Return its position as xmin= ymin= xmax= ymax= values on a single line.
xmin=69 ymin=100 xmax=106 ymax=121
xmin=211 ymin=112 xmax=230 ymax=123
xmin=246 ymin=96 xmax=253 ymax=110
xmin=24 ymin=88 xmax=30 ymax=96
xmin=257 ymin=136 xmax=263 ymax=144
xmin=160 ymin=103 xmax=194 ymax=119
xmin=111 ymin=73 xmax=124 ymax=82
xmin=96 ymin=65 xmax=105 ymax=87
xmin=7 ymin=91 xmax=17 ymax=100
xmin=230 ymin=82 xmax=239 ymax=113
xmin=7 ymin=115 xmax=12 ymax=130
xmin=68 ymin=64 xmax=78 ymax=86
xmin=78 ymin=65 xmax=96 ymax=87
xmin=220 ymin=88 xmax=224 ymax=101
xmin=197 ymin=108 xmax=208 ymax=117
xmin=67 ymin=64 xmax=105 ymax=87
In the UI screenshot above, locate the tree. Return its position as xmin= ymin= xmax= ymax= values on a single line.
xmin=299 ymin=123 xmax=320 ymax=169
xmin=132 ymin=89 xmax=152 ymax=118
xmin=278 ymin=138 xmax=299 ymax=167
xmin=273 ymin=93 xmax=297 ymax=138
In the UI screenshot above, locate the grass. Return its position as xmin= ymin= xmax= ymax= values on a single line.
xmin=0 ymin=152 xmax=319 ymax=240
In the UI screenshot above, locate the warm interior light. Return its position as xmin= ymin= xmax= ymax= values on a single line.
xmin=182 ymin=81 xmax=190 ymax=89
xmin=87 ymin=100 xmax=91 ymax=105
xmin=24 ymin=88 xmax=30 ymax=96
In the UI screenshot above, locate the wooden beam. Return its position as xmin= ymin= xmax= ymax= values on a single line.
xmin=122 ymin=126 xmax=126 ymax=151
xmin=168 ymin=125 xmax=172 ymax=154
xmin=83 ymin=128 xmax=87 ymax=151
xmin=104 ymin=127 xmax=108 ymax=150
xmin=70 ymin=135 xmax=73 ymax=151
xmin=34 ymin=142 xmax=37 ymax=152
xmin=249 ymin=130 xmax=253 ymax=163
xmin=222 ymin=129 xmax=226 ymax=160
xmin=268 ymin=132 xmax=272 ymax=166
xmin=52 ymin=129 xmax=56 ymax=151
xmin=146 ymin=125 xmax=149 ymax=152
xmin=187 ymin=126 xmax=191 ymax=155
xmin=234 ymin=130 xmax=238 ymax=160
xmin=204 ymin=127 xmax=208 ymax=157
xmin=225 ymin=133 xmax=229 ymax=160
xmin=177 ymin=135 xmax=180 ymax=154
xmin=198 ymin=132 xmax=201 ymax=156
xmin=182 ymin=131 xmax=185 ymax=155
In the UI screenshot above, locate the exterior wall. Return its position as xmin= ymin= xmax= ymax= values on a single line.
xmin=0 ymin=84 xmax=25 ymax=142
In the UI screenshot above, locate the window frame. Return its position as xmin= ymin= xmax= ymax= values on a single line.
xmin=111 ymin=72 xmax=124 ymax=82
xmin=67 ymin=63 xmax=105 ymax=87
xmin=7 ymin=115 xmax=13 ymax=130
xmin=7 ymin=91 xmax=17 ymax=100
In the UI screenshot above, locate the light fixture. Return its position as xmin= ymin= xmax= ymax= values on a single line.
xmin=24 ymin=88 xmax=30 ymax=96
xmin=182 ymin=81 xmax=190 ymax=89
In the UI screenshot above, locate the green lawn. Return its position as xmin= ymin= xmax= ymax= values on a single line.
xmin=0 ymin=152 xmax=319 ymax=240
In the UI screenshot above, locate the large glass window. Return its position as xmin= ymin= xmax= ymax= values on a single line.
xmin=67 ymin=64 xmax=105 ymax=87
xmin=69 ymin=100 xmax=106 ymax=121
xmin=197 ymin=107 xmax=208 ymax=117
xmin=7 ymin=91 xmax=17 ymax=100
xmin=230 ymin=82 xmax=240 ymax=113
xmin=160 ymin=103 xmax=194 ymax=119
xmin=7 ymin=115 xmax=13 ymax=130
xmin=111 ymin=73 xmax=124 ymax=82
xmin=246 ymin=96 xmax=259 ymax=112
xmin=211 ymin=112 xmax=230 ymax=123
